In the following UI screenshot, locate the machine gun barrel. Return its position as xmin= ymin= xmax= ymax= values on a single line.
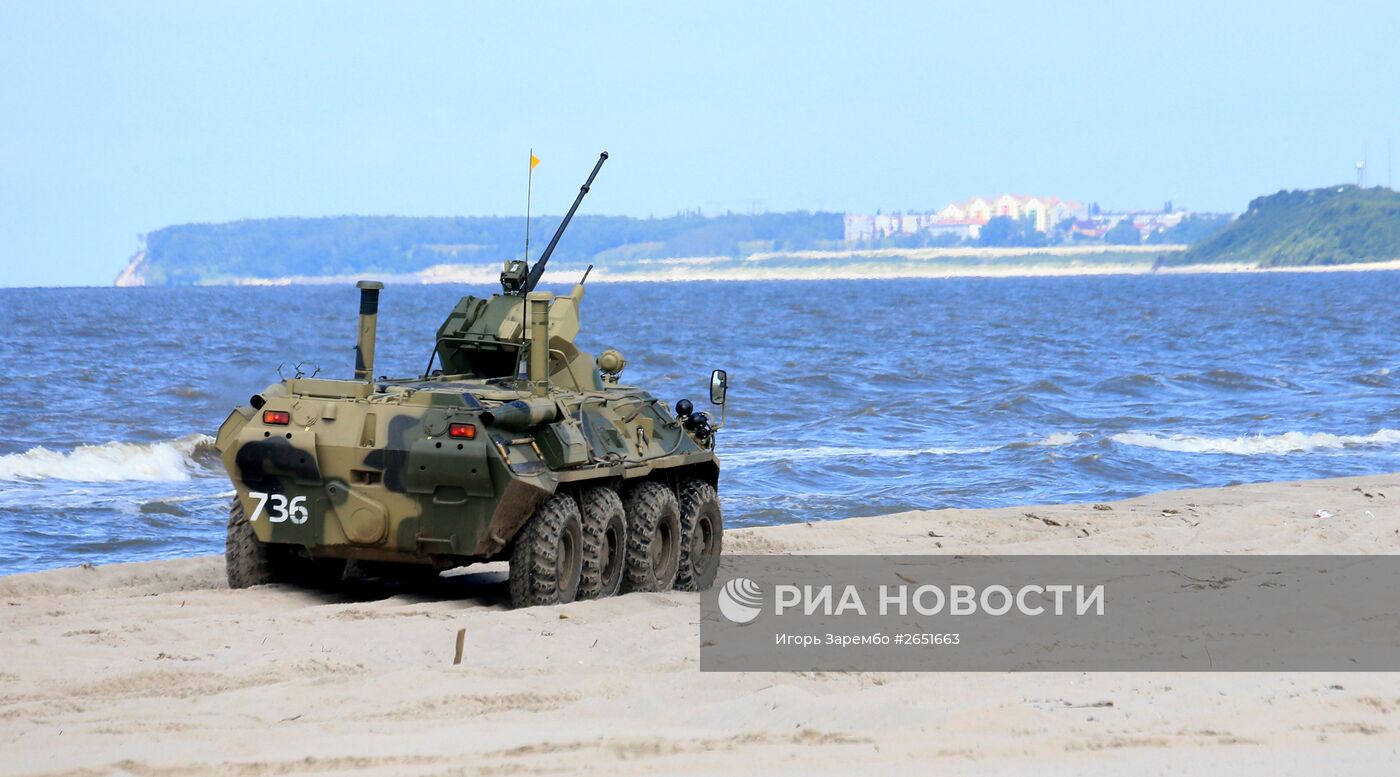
xmin=524 ymin=151 xmax=607 ymax=293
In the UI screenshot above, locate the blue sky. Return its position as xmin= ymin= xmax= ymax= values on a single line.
xmin=1 ymin=1 xmax=1397 ymax=287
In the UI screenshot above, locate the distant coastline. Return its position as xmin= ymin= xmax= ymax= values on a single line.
xmin=145 ymin=247 xmax=1400 ymax=287
xmin=111 ymin=186 xmax=1400 ymax=286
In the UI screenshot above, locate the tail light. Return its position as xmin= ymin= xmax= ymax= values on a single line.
xmin=449 ymin=423 xmax=477 ymax=440
xmin=263 ymin=410 xmax=291 ymax=425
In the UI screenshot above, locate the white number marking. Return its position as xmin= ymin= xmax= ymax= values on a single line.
xmin=289 ymin=496 xmax=308 ymax=525
xmin=248 ymin=491 xmax=270 ymax=522
xmin=268 ymin=494 xmax=288 ymax=523
xmin=247 ymin=492 xmax=309 ymax=524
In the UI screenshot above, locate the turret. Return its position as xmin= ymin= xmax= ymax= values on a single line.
xmin=431 ymin=283 xmax=593 ymax=388
xmin=428 ymin=152 xmax=609 ymax=391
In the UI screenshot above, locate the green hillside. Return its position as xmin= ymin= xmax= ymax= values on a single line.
xmin=122 ymin=212 xmax=844 ymax=286
xmin=1157 ymin=185 xmax=1400 ymax=267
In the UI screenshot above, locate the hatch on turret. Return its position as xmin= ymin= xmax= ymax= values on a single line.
xmin=433 ymin=294 xmax=526 ymax=378
xmin=432 ymin=285 xmax=599 ymax=390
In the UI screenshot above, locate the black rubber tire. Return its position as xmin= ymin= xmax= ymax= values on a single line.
xmin=621 ymin=481 xmax=681 ymax=593
xmin=509 ymin=492 xmax=585 ymax=608
xmin=675 ymin=479 xmax=723 ymax=592
xmin=226 ymin=496 xmax=344 ymax=589
xmin=578 ymin=486 xmax=627 ymax=600
xmin=226 ymin=496 xmax=275 ymax=588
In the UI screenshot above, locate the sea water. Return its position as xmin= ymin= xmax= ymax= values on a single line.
xmin=1 ymin=272 xmax=1397 ymax=574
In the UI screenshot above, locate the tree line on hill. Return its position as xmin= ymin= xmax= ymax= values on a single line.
xmin=132 ymin=211 xmax=846 ymax=285
xmin=1157 ymin=185 xmax=1400 ymax=267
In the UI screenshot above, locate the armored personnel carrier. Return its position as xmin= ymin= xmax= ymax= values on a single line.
xmin=215 ymin=152 xmax=727 ymax=606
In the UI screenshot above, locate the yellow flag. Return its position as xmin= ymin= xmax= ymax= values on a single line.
xmin=530 ymin=153 xmax=540 ymax=170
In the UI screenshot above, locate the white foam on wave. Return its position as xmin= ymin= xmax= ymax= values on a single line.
xmin=1036 ymin=432 xmax=1081 ymax=447
xmin=1112 ymin=429 xmax=1400 ymax=456
xmin=725 ymin=432 xmax=1085 ymax=466
xmin=0 ymin=434 xmax=218 ymax=482
xmin=725 ymin=444 xmax=1001 ymax=466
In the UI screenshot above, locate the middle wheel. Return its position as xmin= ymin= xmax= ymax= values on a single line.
xmin=509 ymin=492 xmax=585 ymax=608
xmin=621 ymin=481 xmax=682 ymax=593
xmin=578 ymin=486 xmax=627 ymax=599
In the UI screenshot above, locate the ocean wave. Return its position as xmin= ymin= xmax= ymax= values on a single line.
xmin=724 ymin=433 xmax=1082 ymax=466
xmin=1111 ymin=429 xmax=1400 ymax=456
xmin=0 ymin=435 xmax=219 ymax=482
xmin=724 ymin=444 xmax=1001 ymax=466
xmin=1035 ymin=432 xmax=1081 ymax=447
xmin=1000 ymin=432 xmax=1085 ymax=450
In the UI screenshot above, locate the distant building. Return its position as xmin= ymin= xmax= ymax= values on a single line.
xmin=876 ymin=214 xmax=903 ymax=237
xmin=841 ymin=194 xmax=1226 ymax=244
xmin=1068 ymin=219 xmax=1106 ymax=240
xmin=843 ymin=213 xmax=877 ymax=241
xmin=1127 ymin=211 xmax=1186 ymax=240
xmin=927 ymin=220 xmax=983 ymax=240
xmin=965 ymin=197 xmax=993 ymax=223
xmin=1051 ymin=199 xmax=1083 ymax=227
xmin=843 ymin=194 xmax=1085 ymax=241
xmin=1093 ymin=210 xmax=1191 ymax=241
xmin=992 ymin=194 xmax=1023 ymax=220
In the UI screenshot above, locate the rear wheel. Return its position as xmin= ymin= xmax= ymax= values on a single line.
xmin=226 ymin=496 xmax=344 ymax=589
xmin=578 ymin=486 xmax=627 ymax=599
xmin=509 ymin=492 xmax=585 ymax=608
xmin=226 ymin=497 xmax=274 ymax=588
xmin=621 ymin=481 xmax=681 ymax=593
xmin=675 ymin=479 xmax=723 ymax=592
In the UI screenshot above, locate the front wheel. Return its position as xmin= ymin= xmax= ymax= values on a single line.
xmin=509 ymin=493 xmax=585 ymax=608
xmin=675 ymin=479 xmax=722 ymax=592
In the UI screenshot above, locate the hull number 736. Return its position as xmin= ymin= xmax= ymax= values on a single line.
xmin=247 ymin=491 xmax=309 ymax=524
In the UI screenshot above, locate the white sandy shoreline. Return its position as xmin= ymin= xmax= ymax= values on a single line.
xmin=3 ymin=474 xmax=1400 ymax=775
xmin=224 ymin=258 xmax=1400 ymax=286
xmin=110 ymin=248 xmax=1400 ymax=287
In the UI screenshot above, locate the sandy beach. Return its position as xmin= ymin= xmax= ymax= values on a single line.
xmin=4 ymin=474 xmax=1400 ymax=775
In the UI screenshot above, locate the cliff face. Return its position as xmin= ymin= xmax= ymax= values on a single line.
xmin=1158 ymin=185 xmax=1400 ymax=267
xmin=114 ymin=249 xmax=147 ymax=287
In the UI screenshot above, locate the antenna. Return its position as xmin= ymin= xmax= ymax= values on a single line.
xmin=524 ymin=149 xmax=538 ymax=264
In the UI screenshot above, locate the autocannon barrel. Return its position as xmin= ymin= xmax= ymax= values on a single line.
xmin=523 ymin=151 xmax=608 ymax=294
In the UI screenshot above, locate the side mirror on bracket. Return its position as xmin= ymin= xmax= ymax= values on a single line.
xmin=710 ymin=369 xmax=728 ymax=406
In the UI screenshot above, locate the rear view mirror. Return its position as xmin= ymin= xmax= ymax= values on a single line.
xmin=710 ymin=369 xmax=728 ymax=405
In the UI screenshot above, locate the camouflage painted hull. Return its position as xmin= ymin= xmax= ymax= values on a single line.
xmin=216 ymin=368 xmax=718 ymax=568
